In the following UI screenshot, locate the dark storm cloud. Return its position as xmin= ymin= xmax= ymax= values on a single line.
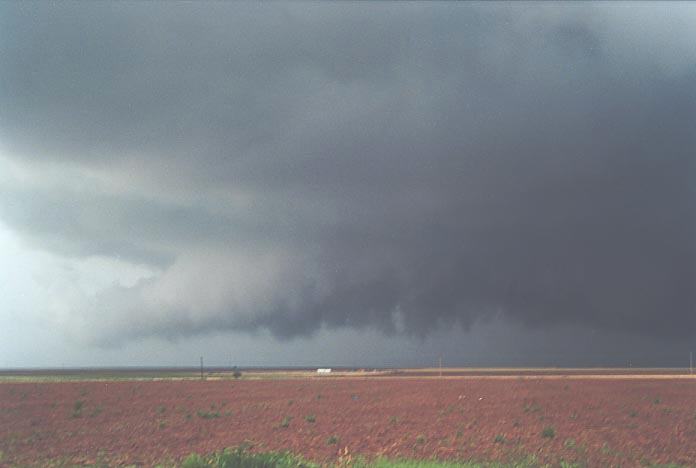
xmin=0 ymin=3 xmax=694 ymax=344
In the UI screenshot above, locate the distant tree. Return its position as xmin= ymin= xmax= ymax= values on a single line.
xmin=232 ymin=366 xmax=242 ymax=379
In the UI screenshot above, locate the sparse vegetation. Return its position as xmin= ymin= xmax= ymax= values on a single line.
xmin=523 ymin=402 xmax=541 ymax=413
xmin=197 ymin=409 xmax=221 ymax=419
xmin=181 ymin=447 xmax=554 ymax=468
xmin=3 ymin=373 xmax=695 ymax=467
xmin=182 ymin=449 xmax=314 ymax=468
xmin=179 ymin=448 xmax=555 ymax=467
xmin=89 ymin=405 xmax=103 ymax=417
xmin=71 ymin=400 xmax=84 ymax=418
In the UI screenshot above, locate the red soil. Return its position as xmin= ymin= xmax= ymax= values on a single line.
xmin=1 ymin=378 xmax=696 ymax=466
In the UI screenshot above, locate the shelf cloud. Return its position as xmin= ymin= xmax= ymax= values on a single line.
xmin=0 ymin=3 xmax=694 ymax=347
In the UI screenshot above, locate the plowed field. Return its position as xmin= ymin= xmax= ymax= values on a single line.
xmin=2 ymin=377 xmax=696 ymax=466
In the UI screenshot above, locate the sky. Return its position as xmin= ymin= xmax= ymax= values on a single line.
xmin=0 ymin=2 xmax=694 ymax=368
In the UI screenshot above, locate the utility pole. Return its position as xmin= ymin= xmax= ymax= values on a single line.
xmin=200 ymin=356 xmax=204 ymax=380
xmin=690 ymin=351 xmax=693 ymax=375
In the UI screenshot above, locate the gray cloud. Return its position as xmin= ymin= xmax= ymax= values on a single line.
xmin=0 ymin=3 xmax=694 ymax=348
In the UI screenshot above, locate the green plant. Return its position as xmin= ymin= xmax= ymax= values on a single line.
xmin=305 ymin=414 xmax=316 ymax=423
xmin=89 ymin=405 xmax=103 ymax=417
xmin=179 ymin=448 xmax=555 ymax=468
xmin=494 ymin=434 xmax=505 ymax=443
xmin=523 ymin=402 xmax=541 ymax=413
xmin=415 ymin=434 xmax=426 ymax=444
xmin=327 ymin=435 xmax=339 ymax=445
xmin=541 ymin=426 xmax=555 ymax=438
xmin=181 ymin=453 xmax=206 ymax=468
xmin=197 ymin=410 xmax=220 ymax=419
xmin=564 ymin=438 xmax=576 ymax=449
xmin=157 ymin=405 xmax=166 ymax=414
xmin=181 ymin=447 xmax=316 ymax=468
xmin=280 ymin=416 xmax=292 ymax=428
xmin=71 ymin=400 xmax=84 ymax=418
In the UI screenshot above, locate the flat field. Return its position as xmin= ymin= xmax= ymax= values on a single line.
xmin=1 ymin=371 xmax=695 ymax=466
